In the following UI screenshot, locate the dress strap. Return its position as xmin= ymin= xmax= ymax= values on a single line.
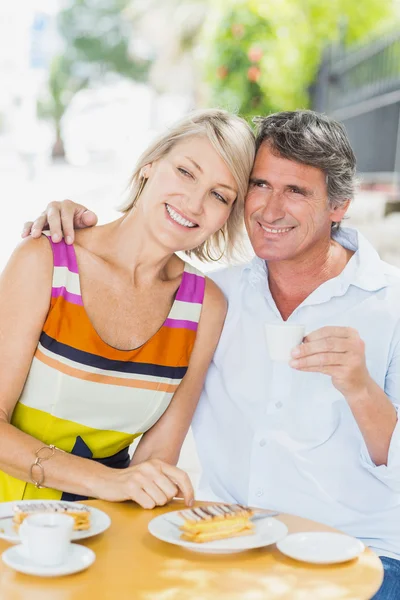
xmin=176 ymin=263 xmax=206 ymax=305
xmin=164 ymin=262 xmax=206 ymax=332
xmin=43 ymin=233 xmax=83 ymax=305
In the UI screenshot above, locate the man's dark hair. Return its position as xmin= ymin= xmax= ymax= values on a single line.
xmin=253 ymin=110 xmax=357 ymax=213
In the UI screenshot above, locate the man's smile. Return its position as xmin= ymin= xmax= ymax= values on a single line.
xmin=259 ymin=223 xmax=295 ymax=235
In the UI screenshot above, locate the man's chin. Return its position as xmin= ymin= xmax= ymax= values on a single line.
xmin=251 ymin=243 xmax=295 ymax=263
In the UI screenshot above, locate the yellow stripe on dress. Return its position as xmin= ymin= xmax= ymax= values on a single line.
xmin=18 ymin=356 xmax=175 ymax=434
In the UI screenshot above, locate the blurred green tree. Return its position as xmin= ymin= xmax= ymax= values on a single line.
xmin=126 ymin=0 xmax=207 ymax=102
xmin=39 ymin=0 xmax=151 ymax=159
xmin=205 ymin=0 xmax=397 ymax=120
xmin=37 ymin=56 xmax=88 ymax=158
xmin=59 ymin=0 xmax=150 ymax=81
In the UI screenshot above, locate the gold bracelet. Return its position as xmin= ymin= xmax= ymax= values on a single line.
xmin=30 ymin=445 xmax=62 ymax=489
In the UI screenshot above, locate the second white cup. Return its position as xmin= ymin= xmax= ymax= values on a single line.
xmin=19 ymin=513 xmax=74 ymax=567
xmin=265 ymin=323 xmax=305 ymax=362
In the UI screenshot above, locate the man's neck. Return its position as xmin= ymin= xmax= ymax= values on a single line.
xmin=266 ymin=237 xmax=354 ymax=321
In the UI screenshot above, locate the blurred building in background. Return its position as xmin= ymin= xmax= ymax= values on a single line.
xmin=1 ymin=0 xmax=400 ymax=269
xmin=311 ymin=31 xmax=400 ymax=266
xmin=312 ymin=33 xmax=400 ymax=183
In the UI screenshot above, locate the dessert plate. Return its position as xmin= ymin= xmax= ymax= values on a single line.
xmin=148 ymin=510 xmax=288 ymax=554
xmin=2 ymin=543 xmax=95 ymax=577
xmin=0 ymin=501 xmax=110 ymax=544
xmin=276 ymin=532 xmax=365 ymax=564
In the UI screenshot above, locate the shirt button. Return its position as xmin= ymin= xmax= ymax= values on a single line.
xmin=275 ymin=401 xmax=283 ymax=409
xmin=259 ymin=438 xmax=266 ymax=447
xmin=256 ymin=488 xmax=264 ymax=497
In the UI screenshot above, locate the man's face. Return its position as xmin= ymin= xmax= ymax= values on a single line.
xmin=244 ymin=143 xmax=349 ymax=263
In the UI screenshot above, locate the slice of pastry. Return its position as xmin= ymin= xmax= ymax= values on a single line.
xmin=13 ymin=502 xmax=91 ymax=531
xmin=179 ymin=504 xmax=255 ymax=543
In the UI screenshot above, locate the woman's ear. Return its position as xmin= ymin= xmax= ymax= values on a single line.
xmin=141 ymin=163 xmax=153 ymax=179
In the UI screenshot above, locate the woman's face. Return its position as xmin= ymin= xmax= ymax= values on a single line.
xmin=136 ymin=136 xmax=238 ymax=252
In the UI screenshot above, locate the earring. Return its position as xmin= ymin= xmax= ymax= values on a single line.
xmin=134 ymin=176 xmax=146 ymax=203
xmin=206 ymin=229 xmax=227 ymax=262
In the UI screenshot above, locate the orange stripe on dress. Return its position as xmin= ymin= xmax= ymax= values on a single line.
xmin=35 ymin=349 xmax=179 ymax=393
xmin=43 ymin=296 xmax=196 ymax=366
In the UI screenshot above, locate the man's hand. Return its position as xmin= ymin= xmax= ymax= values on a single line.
xmin=290 ymin=326 xmax=370 ymax=399
xmin=22 ymin=200 xmax=98 ymax=245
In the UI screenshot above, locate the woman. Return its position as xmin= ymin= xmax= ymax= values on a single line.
xmin=0 ymin=109 xmax=255 ymax=506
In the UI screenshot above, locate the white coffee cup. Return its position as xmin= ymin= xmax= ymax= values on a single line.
xmin=19 ymin=513 xmax=74 ymax=567
xmin=265 ymin=323 xmax=305 ymax=362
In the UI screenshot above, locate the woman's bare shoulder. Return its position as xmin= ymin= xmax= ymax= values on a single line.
xmin=0 ymin=236 xmax=53 ymax=320
xmin=5 ymin=235 xmax=53 ymax=273
xmin=1 ymin=236 xmax=54 ymax=300
xmin=203 ymin=276 xmax=227 ymax=319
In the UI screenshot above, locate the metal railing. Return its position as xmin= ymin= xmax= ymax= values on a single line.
xmin=311 ymin=31 xmax=400 ymax=179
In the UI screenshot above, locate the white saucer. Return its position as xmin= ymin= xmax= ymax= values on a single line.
xmin=2 ymin=543 xmax=95 ymax=577
xmin=0 ymin=501 xmax=111 ymax=544
xmin=276 ymin=532 xmax=365 ymax=564
xmin=148 ymin=510 xmax=288 ymax=554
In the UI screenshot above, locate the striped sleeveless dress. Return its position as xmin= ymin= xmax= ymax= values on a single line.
xmin=0 ymin=236 xmax=205 ymax=502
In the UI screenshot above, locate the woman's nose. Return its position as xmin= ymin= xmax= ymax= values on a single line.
xmin=185 ymin=191 xmax=205 ymax=215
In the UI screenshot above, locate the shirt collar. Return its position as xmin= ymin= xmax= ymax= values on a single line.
xmin=245 ymin=227 xmax=388 ymax=301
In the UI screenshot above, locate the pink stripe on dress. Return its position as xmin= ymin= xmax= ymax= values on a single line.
xmin=164 ymin=318 xmax=198 ymax=331
xmin=52 ymin=287 xmax=83 ymax=306
xmin=176 ymin=272 xmax=205 ymax=304
xmin=49 ymin=239 xmax=79 ymax=274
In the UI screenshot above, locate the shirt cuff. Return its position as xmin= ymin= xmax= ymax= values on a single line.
xmin=359 ymin=410 xmax=400 ymax=492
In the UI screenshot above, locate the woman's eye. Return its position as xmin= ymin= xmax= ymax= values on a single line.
xmin=178 ymin=167 xmax=193 ymax=178
xmin=213 ymin=191 xmax=228 ymax=205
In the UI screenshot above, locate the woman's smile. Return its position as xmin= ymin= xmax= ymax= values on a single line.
xmin=165 ymin=203 xmax=199 ymax=229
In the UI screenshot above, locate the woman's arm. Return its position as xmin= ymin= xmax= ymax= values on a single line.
xmin=0 ymin=237 xmax=111 ymax=496
xmin=0 ymin=238 xmax=192 ymax=507
xmin=129 ymin=278 xmax=227 ymax=501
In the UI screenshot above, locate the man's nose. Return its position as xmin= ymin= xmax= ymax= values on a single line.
xmin=260 ymin=191 xmax=286 ymax=222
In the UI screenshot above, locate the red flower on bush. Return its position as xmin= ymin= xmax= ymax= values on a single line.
xmin=248 ymin=46 xmax=263 ymax=63
xmin=247 ymin=66 xmax=261 ymax=82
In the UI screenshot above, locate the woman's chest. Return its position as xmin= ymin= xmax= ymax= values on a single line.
xmin=79 ymin=270 xmax=179 ymax=351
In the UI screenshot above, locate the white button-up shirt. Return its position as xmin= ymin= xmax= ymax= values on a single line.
xmin=192 ymin=228 xmax=400 ymax=559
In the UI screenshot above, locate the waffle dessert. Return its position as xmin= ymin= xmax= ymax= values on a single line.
xmin=13 ymin=502 xmax=91 ymax=531
xmin=179 ymin=504 xmax=255 ymax=543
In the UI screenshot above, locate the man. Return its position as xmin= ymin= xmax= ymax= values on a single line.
xmin=24 ymin=110 xmax=400 ymax=599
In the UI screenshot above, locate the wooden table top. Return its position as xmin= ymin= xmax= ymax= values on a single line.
xmin=0 ymin=500 xmax=383 ymax=600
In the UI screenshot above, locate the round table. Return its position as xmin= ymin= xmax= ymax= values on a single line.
xmin=0 ymin=500 xmax=383 ymax=600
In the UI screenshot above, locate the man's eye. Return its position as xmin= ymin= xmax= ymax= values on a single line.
xmin=250 ymin=180 xmax=267 ymax=188
xmin=289 ymin=187 xmax=302 ymax=195
xmin=213 ymin=191 xmax=228 ymax=204
xmin=178 ymin=167 xmax=193 ymax=178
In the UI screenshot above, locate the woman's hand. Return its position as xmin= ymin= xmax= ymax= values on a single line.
xmin=100 ymin=459 xmax=194 ymax=508
xmin=22 ymin=200 xmax=98 ymax=245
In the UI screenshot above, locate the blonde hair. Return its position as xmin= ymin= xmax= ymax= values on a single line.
xmin=119 ymin=109 xmax=255 ymax=261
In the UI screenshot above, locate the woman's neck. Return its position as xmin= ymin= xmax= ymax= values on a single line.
xmin=75 ymin=211 xmax=178 ymax=286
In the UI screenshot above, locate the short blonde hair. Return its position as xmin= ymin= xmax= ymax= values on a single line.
xmin=119 ymin=109 xmax=255 ymax=261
